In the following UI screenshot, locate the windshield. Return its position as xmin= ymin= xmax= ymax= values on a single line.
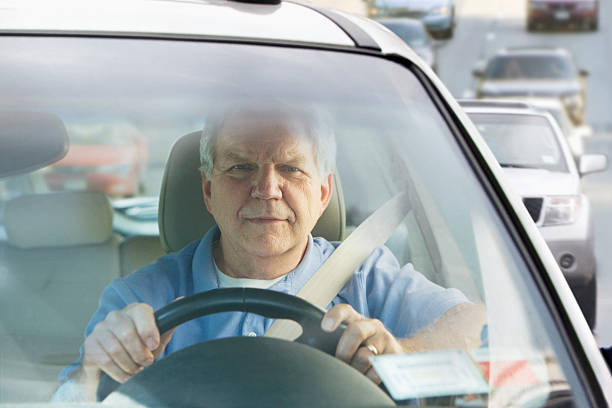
xmin=380 ymin=21 xmax=430 ymax=46
xmin=0 ymin=37 xmax=586 ymax=407
xmin=485 ymin=55 xmax=578 ymax=80
xmin=469 ymin=113 xmax=569 ymax=172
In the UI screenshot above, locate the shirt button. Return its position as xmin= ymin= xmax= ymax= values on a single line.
xmin=248 ymin=331 xmax=257 ymax=337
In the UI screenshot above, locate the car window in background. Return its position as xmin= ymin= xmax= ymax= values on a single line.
xmin=0 ymin=36 xmax=592 ymax=406
xmin=486 ymin=55 xmax=577 ymax=79
xmin=471 ymin=113 xmax=568 ymax=172
xmin=379 ymin=20 xmax=431 ymax=47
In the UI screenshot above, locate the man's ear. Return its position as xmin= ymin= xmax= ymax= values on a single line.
xmin=319 ymin=173 xmax=333 ymax=216
xmin=201 ymin=171 xmax=213 ymax=212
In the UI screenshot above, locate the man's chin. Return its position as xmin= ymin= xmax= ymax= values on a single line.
xmin=242 ymin=233 xmax=297 ymax=258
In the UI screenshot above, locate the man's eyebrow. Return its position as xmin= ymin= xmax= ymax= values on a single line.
xmin=220 ymin=151 xmax=251 ymax=163
xmin=220 ymin=150 xmax=307 ymax=164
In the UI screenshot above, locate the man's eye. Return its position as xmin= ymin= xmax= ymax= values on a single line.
xmin=230 ymin=164 xmax=254 ymax=171
xmin=280 ymin=165 xmax=300 ymax=173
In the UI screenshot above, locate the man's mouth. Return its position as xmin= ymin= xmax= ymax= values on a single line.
xmin=246 ymin=216 xmax=286 ymax=224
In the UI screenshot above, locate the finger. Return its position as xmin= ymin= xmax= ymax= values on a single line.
xmin=151 ymin=297 xmax=183 ymax=359
xmin=84 ymin=336 xmax=131 ymax=383
xmin=321 ymin=304 xmax=362 ymax=332
xmin=153 ymin=326 xmax=178 ymax=359
xmin=95 ymin=325 xmax=143 ymax=376
xmin=106 ymin=309 xmax=155 ymax=367
xmin=124 ymin=303 xmax=160 ymax=351
xmin=336 ymin=319 xmax=379 ymax=363
xmin=365 ymin=367 xmax=382 ymax=385
xmin=349 ymin=346 xmax=374 ymax=373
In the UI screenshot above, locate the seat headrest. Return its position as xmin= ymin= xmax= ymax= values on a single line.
xmin=159 ymin=131 xmax=345 ymax=253
xmin=5 ymin=191 xmax=113 ymax=249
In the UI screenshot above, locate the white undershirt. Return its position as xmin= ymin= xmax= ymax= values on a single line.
xmin=214 ymin=258 xmax=283 ymax=289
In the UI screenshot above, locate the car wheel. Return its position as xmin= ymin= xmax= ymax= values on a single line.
xmin=590 ymin=20 xmax=598 ymax=31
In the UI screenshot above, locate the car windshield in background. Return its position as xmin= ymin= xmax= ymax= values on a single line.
xmin=486 ymin=55 xmax=577 ymax=80
xmin=0 ymin=35 xmax=594 ymax=406
xmin=470 ymin=113 xmax=568 ymax=172
xmin=379 ymin=20 xmax=430 ymax=46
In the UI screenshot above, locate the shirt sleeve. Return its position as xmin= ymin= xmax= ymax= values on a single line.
xmin=337 ymin=246 xmax=469 ymax=339
xmin=56 ymin=281 xmax=134 ymax=383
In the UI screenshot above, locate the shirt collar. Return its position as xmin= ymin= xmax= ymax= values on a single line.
xmin=192 ymin=226 xmax=321 ymax=295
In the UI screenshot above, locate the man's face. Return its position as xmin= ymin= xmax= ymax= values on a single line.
xmin=202 ymin=115 xmax=332 ymax=261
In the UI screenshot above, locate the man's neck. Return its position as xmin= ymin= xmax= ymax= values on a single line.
xmin=213 ymin=237 xmax=308 ymax=280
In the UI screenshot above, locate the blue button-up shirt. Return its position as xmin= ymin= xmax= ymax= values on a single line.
xmin=59 ymin=227 xmax=467 ymax=382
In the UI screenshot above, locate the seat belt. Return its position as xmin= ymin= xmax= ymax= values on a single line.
xmin=265 ymin=191 xmax=411 ymax=340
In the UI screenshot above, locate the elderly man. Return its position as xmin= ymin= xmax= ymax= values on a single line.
xmin=54 ymin=104 xmax=485 ymax=401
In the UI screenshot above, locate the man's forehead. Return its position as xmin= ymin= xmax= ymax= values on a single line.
xmin=216 ymin=115 xmax=314 ymax=160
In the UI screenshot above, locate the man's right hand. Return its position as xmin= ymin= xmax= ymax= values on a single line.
xmin=80 ymin=302 xmax=176 ymax=384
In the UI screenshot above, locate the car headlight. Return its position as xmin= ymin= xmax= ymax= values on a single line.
xmin=429 ymin=6 xmax=451 ymax=16
xmin=542 ymin=195 xmax=580 ymax=226
xmin=529 ymin=3 xmax=548 ymax=11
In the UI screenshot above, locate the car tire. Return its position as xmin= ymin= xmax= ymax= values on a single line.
xmin=590 ymin=20 xmax=598 ymax=31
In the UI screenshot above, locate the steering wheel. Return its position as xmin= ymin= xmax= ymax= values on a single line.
xmin=100 ymin=288 xmax=395 ymax=407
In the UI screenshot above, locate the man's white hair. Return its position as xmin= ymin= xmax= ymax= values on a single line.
xmin=199 ymin=103 xmax=336 ymax=180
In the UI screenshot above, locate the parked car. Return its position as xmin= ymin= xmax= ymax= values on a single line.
xmin=44 ymin=120 xmax=148 ymax=197
xmin=473 ymin=47 xmax=589 ymax=125
xmin=460 ymin=99 xmax=607 ymax=329
xmin=527 ymin=0 xmax=599 ymax=31
xmin=1 ymin=0 xmax=611 ymax=407
xmin=369 ymin=0 xmax=455 ymax=38
xmin=377 ymin=18 xmax=438 ymax=72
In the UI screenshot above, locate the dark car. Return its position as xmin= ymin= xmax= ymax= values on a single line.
xmin=377 ymin=18 xmax=438 ymax=72
xmin=370 ymin=0 xmax=455 ymax=38
xmin=527 ymin=0 xmax=599 ymax=31
xmin=473 ymin=47 xmax=589 ymax=125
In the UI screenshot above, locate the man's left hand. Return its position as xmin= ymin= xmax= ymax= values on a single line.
xmin=321 ymin=304 xmax=402 ymax=384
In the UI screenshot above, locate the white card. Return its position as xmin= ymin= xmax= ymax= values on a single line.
xmin=371 ymin=349 xmax=489 ymax=400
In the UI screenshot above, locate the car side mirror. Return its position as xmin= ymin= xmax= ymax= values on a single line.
xmin=574 ymin=125 xmax=593 ymax=139
xmin=0 ymin=112 xmax=68 ymax=178
xmin=579 ymin=69 xmax=589 ymax=77
xmin=579 ymin=154 xmax=607 ymax=176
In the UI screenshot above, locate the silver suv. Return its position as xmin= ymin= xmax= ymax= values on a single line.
xmin=460 ymin=99 xmax=607 ymax=328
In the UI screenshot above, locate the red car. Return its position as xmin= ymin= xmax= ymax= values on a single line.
xmin=45 ymin=122 xmax=148 ymax=197
xmin=527 ymin=0 xmax=598 ymax=31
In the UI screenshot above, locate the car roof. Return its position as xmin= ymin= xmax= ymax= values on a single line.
xmin=493 ymin=46 xmax=571 ymax=58
xmin=458 ymin=99 xmax=539 ymax=112
xmin=458 ymin=99 xmax=565 ymax=122
xmin=1 ymin=0 xmax=351 ymax=45
xmin=0 ymin=0 xmax=426 ymax=58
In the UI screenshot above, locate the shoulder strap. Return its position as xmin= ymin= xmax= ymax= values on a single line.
xmin=265 ymin=192 xmax=410 ymax=340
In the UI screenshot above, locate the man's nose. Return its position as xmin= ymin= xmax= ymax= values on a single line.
xmin=251 ymin=166 xmax=282 ymax=200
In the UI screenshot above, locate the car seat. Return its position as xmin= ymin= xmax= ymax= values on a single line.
xmin=157 ymin=131 xmax=346 ymax=253
xmin=0 ymin=191 xmax=120 ymax=401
